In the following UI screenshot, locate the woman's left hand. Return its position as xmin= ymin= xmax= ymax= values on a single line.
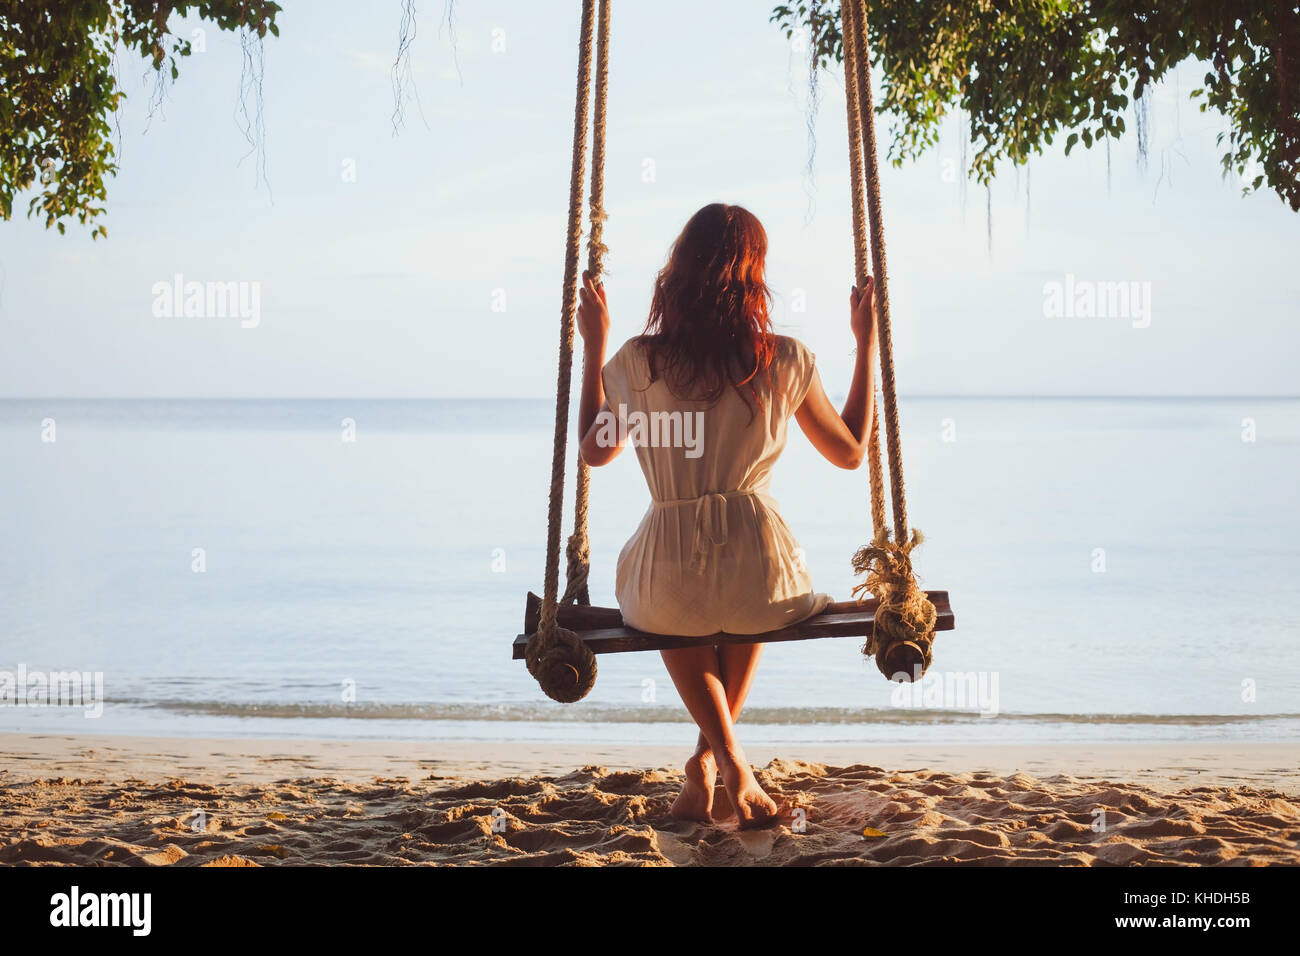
xmin=577 ymin=270 xmax=610 ymax=345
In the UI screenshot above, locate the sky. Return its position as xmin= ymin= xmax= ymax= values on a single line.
xmin=1 ymin=0 xmax=1296 ymax=398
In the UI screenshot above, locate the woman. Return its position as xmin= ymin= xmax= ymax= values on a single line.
xmin=576 ymin=203 xmax=878 ymax=828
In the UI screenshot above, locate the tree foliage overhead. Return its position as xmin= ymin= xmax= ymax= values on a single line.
xmin=1 ymin=1 xmax=281 ymax=238
xmin=5 ymin=2 xmax=1298 ymax=238
xmin=772 ymin=1 xmax=1300 ymax=210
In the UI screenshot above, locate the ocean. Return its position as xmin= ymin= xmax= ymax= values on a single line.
xmin=1 ymin=397 xmax=1297 ymax=747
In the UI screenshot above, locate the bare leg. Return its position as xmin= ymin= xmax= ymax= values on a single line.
xmin=662 ymin=646 xmax=721 ymax=822
xmin=680 ymin=641 xmax=767 ymax=816
xmin=660 ymin=644 xmax=778 ymax=828
xmin=695 ymin=641 xmax=765 ymax=758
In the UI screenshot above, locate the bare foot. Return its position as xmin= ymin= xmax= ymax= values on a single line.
xmin=670 ymin=751 xmax=716 ymax=822
xmin=714 ymin=747 xmax=779 ymax=829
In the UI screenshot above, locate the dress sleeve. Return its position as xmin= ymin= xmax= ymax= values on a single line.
xmin=787 ymin=337 xmax=818 ymax=412
xmin=600 ymin=340 xmax=630 ymax=423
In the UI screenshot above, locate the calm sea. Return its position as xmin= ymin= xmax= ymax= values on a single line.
xmin=1 ymin=397 xmax=1297 ymax=746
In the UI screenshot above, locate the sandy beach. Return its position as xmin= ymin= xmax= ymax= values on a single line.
xmin=2 ymin=733 xmax=1297 ymax=866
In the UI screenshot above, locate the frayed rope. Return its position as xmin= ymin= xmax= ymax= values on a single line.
xmin=851 ymin=527 xmax=938 ymax=681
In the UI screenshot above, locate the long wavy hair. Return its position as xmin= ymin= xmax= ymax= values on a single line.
xmin=642 ymin=203 xmax=776 ymax=414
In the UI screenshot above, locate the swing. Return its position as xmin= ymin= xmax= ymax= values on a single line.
xmin=516 ymin=0 xmax=955 ymax=703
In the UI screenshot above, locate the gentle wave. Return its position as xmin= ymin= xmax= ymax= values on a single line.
xmin=119 ymin=700 xmax=1300 ymax=726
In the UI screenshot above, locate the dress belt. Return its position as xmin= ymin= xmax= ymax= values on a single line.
xmin=651 ymin=488 xmax=761 ymax=575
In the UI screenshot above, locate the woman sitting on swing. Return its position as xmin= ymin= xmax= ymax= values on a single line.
xmin=576 ymin=202 xmax=880 ymax=828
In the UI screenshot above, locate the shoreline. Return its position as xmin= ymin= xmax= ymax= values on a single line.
xmin=3 ymin=732 xmax=1296 ymax=792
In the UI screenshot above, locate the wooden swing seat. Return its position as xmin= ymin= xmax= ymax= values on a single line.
xmin=513 ymin=590 xmax=954 ymax=658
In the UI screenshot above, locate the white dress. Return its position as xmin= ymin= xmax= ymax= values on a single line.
xmin=599 ymin=334 xmax=832 ymax=637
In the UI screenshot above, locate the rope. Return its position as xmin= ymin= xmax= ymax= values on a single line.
xmin=842 ymin=0 xmax=937 ymax=681
xmin=838 ymin=0 xmax=887 ymax=539
xmin=561 ymin=0 xmax=611 ymax=608
xmin=525 ymin=0 xmax=606 ymax=702
xmin=848 ymin=0 xmax=907 ymax=540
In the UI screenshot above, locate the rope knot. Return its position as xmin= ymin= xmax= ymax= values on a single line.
xmin=851 ymin=526 xmax=937 ymax=682
xmin=524 ymin=622 xmax=597 ymax=703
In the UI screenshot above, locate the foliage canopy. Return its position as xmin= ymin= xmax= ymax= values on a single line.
xmin=1 ymin=1 xmax=280 ymax=238
xmin=772 ymin=1 xmax=1300 ymax=210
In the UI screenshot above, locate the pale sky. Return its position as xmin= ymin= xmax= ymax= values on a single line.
xmin=1 ymin=0 xmax=1296 ymax=398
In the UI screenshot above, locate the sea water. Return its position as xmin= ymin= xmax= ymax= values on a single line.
xmin=1 ymin=397 xmax=1296 ymax=746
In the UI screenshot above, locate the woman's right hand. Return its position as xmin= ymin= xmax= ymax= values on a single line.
xmin=850 ymin=276 xmax=877 ymax=345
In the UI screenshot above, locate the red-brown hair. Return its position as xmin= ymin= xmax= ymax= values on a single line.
xmin=642 ymin=203 xmax=776 ymax=413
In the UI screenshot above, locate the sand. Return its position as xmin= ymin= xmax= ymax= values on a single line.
xmin=2 ymin=734 xmax=1298 ymax=866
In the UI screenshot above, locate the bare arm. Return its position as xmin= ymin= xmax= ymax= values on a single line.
xmin=575 ymin=270 xmax=626 ymax=466
xmin=794 ymin=278 xmax=879 ymax=470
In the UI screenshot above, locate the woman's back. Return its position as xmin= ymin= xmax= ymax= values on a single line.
xmin=600 ymin=333 xmax=830 ymax=636
xmin=603 ymin=333 xmax=814 ymax=498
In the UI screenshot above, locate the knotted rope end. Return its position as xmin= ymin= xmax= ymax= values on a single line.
xmin=851 ymin=527 xmax=937 ymax=682
xmin=524 ymin=624 xmax=597 ymax=703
